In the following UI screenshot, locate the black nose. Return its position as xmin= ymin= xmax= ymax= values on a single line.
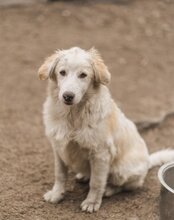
xmin=63 ymin=92 xmax=75 ymax=103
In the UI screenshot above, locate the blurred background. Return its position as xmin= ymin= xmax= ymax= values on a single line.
xmin=0 ymin=0 xmax=174 ymax=219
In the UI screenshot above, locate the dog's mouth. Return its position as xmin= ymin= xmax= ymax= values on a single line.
xmin=63 ymin=100 xmax=74 ymax=105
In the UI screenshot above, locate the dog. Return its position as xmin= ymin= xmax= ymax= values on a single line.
xmin=38 ymin=47 xmax=174 ymax=213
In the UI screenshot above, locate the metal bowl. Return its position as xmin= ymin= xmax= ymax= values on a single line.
xmin=158 ymin=162 xmax=174 ymax=220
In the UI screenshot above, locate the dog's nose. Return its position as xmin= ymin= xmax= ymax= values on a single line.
xmin=63 ymin=92 xmax=75 ymax=103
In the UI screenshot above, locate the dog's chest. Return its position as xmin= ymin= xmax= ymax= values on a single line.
xmin=64 ymin=110 xmax=101 ymax=148
xmin=44 ymin=98 xmax=107 ymax=148
xmin=72 ymin=126 xmax=97 ymax=148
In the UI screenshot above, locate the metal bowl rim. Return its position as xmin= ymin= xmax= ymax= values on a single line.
xmin=158 ymin=161 xmax=174 ymax=194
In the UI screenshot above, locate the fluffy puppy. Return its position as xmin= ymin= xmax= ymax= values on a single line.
xmin=38 ymin=47 xmax=174 ymax=213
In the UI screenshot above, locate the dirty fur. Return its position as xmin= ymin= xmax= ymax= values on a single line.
xmin=38 ymin=47 xmax=174 ymax=213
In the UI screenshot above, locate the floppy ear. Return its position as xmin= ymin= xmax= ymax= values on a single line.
xmin=38 ymin=51 xmax=61 ymax=81
xmin=89 ymin=48 xmax=111 ymax=85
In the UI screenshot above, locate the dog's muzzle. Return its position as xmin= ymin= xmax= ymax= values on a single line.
xmin=63 ymin=92 xmax=75 ymax=105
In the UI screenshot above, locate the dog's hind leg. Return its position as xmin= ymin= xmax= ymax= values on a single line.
xmin=123 ymin=176 xmax=145 ymax=191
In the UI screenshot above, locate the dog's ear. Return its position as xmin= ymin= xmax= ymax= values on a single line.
xmin=38 ymin=51 xmax=62 ymax=81
xmin=89 ymin=48 xmax=111 ymax=85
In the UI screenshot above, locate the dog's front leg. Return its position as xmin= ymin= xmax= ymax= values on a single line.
xmin=44 ymin=139 xmax=67 ymax=203
xmin=81 ymin=150 xmax=110 ymax=213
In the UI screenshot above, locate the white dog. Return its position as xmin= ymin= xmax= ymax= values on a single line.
xmin=38 ymin=47 xmax=174 ymax=213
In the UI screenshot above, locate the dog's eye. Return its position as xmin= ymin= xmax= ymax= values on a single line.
xmin=79 ymin=73 xmax=87 ymax=78
xmin=60 ymin=70 xmax=66 ymax=76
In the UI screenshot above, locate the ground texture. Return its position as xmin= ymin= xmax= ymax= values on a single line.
xmin=0 ymin=0 xmax=174 ymax=219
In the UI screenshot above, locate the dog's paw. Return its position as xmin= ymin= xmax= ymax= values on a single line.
xmin=104 ymin=185 xmax=122 ymax=197
xmin=75 ymin=173 xmax=89 ymax=184
xmin=43 ymin=189 xmax=65 ymax=203
xmin=80 ymin=199 xmax=102 ymax=213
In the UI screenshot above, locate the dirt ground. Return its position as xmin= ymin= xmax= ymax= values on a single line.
xmin=0 ymin=0 xmax=174 ymax=219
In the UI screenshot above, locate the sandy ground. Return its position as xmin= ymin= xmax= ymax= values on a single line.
xmin=0 ymin=0 xmax=174 ymax=219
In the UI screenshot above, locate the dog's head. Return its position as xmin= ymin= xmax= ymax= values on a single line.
xmin=38 ymin=47 xmax=111 ymax=105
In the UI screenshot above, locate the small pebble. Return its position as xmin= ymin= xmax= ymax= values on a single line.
xmin=61 ymin=10 xmax=71 ymax=17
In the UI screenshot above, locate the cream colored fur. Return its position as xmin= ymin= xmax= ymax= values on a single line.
xmin=38 ymin=47 xmax=174 ymax=213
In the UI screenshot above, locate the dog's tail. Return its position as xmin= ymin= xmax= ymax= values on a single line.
xmin=149 ymin=149 xmax=174 ymax=169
